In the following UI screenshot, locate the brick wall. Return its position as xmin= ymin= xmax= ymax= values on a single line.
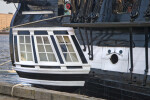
xmin=0 ymin=13 xmax=13 ymax=30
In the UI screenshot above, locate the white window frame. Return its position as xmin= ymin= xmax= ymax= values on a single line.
xmin=54 ymin=35 xmax=82 ymax=65
xmin=17 ymin=35 xmax=35 ymax=64
xmin=34 ymin=35 xmax=60 ymax=65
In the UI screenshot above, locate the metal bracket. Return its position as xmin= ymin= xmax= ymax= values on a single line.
xmin=129 ymin=27 xmax=134 ymax=84
xmin=143 ymin=27 xmax=149 ymax=86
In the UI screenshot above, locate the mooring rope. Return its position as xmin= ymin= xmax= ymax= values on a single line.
xmin=0 ymin=60 xmax=11 ymax=66
xmin=11 ymin=84 xmax=24 ymax=96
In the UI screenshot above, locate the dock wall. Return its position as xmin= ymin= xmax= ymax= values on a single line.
xmin=0 ymin=82 xmax=103 ymax=100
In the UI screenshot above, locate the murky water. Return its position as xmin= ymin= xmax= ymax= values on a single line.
xmin=0 ymin=34 xmax=12 ymax=70
xmin=0 ymin=34 xmax=27 ymax=85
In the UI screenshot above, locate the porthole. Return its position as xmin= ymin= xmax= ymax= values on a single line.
xmin=110 ymin=54 xmax=118 ymax=64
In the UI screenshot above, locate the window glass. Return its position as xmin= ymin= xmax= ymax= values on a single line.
xmin=56 ymin=35 xmax=79 ymax=62
xmin=19 ymin=36 xmax=33 ymax=61
xmin=45 ymin=45 xmax=52 ymax=52
xmin=60 ymin=44 xmax=67 ymax=52
xmin=25 ymin=36 xmax=30 ymax=43
xmin=38 ymin=45 xmax=45 ymax=52
xmin=47 ymin=53 xmax=56 ymax=62
xmin=63 ymin=53 xmax=72 ymax=62
xmin=21 ymin=52 xmax=26 ymax=61
xmin=64 ymin=36 xmax=70 ymax=43
xmin=20 ymin=44 xmax=25 ymax=51
xmin=66 ymin=44 xmax=74 ymax=52
xmin=36 ymin=36 xmax=56 ymax=62
xmin=20 ymin=36 xmax=24 ymax=43
xmin=57 ymin=36 xmax=64 ymax=43
xmin=70 ymin=53 xmax=78 ymax=62
xmin=27 ymin=53 xmax=33 ymax=61
xmin=36 ymin=37 xmax=42 ymax=43
xmin=26 ymin=44 xmax=32 ymax=52
xmin=43 ymin=37 xmax=50 ymax=44
xmin=39 ymin=53 xmax=48 ymax=61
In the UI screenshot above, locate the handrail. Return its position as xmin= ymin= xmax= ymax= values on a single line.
xmin=63 ymin=22 xmax=150 ymax=28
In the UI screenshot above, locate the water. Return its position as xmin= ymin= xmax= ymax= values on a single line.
xmin=0 ymin=34 xmax=12 ymax=70
xmin=0 ymin=34 xmax=27 ymax=85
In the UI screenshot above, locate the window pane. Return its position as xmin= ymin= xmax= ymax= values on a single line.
xmin=38 ymin=45 xmax=45 ymax=52
xmin=36 ymin=37 xmax=42 ymax=44
xmin=21 ymin=52 xmax=26 ymax=61
xmin=20 ymin=36 xmax=24 ymax=43
xmin=26 ymin=44 xmax=32 ymax=52
xmin=39 ymin=53 xmax=48 ymax=61
xmin=20 ymin=44 xmax=25 ymax=51
xmin=45 ymin=45 xmax=52 ymax=52
xmin=60 ymin=44 xmax=67 ymax=52
xmin=64 ymin=36 xmax=70 ymax=43
xmin=70 ymin=53 xmax=78 ymax=62
xmin=66 ymin=44 xmax=74 ymax=52
xmin=47 ymin=53 xmax=56 ymax=62
xmin=43 ymin=37 xmax=50 ymax=44
xmin=27 ymin=53 xmax=33 ymax=61
xmin=63 ymin=53 xmax=71 ymax=62
xmin=57 ymin=36 xmax=64 ymax=43
xmin=25 ymin=36 xmax=30 ymax=43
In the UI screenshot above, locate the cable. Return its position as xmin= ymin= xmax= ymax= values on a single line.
xmin=0 ymin=60 xmax=11 ymax=66
xmin=0 ymin=15 xmax=68 ymax=31
xmin=9 ymin=15 xmax=70 ymax=29
xmin=13 ymin=3 xmax=17 ymax=10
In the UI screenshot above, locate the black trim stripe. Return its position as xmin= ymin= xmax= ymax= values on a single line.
xmin=14 ymin=36 xmax=19 ymax=62
xmin=71 ymin=35 xmax=88 ymax=64
xmin=53 ymin=31 xmax=68 ymax=35
xmin=31 ymin=36 xmax=38 ymax=63
xmin=50 ymin=35 xmax=64 ymax=64
xmin=34 ymin=31 xmax=48 ymax=35
xmin=40 ymin=66 xmax=61 ymax=69
xmin=16 ymin=71 xmax=88 ymax=81
xmin=21 ymin=65 xmax=35 ymax=68
xmin=67 ymin=66 xmax=83 ymax=69
xmin=18 ymin=31 xmax=30 ymax=35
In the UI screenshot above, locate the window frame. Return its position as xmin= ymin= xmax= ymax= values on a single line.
xmin=55 ymin=35 xmax=82 ymax=64
xmin=34 ymin=35 xmax=59 ymax=64
xmin=17 ymin=35 xmax=35 ymax=63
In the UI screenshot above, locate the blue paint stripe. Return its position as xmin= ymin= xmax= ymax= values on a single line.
xmin=50 ymin=35 xmax=64 ymax=64
xmin=31 ymin=36 xmax=38 ymax=63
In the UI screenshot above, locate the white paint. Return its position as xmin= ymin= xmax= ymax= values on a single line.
xmin=15 ymin=67 xmax=90 ymax=74
xmin=20 ymin=78 xmax=85 ymax=86
xmin=13 ymin=27 xmax=74 ymax=32
xmin=83 ymin=46 xmax=150 ymax=75
xmin=22 ymin=11 xmax=53 ymax=15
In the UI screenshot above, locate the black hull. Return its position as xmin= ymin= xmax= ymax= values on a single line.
xmin=80 ymin=68 xmax=150 ymax=100
xmin=83 ymin=77 xmax=150 ymax=100
xmin=16 ymin=71 xmax=88 ymax=81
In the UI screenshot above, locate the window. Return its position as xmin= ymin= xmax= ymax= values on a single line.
xmin=56 ymin=36 xmax=79 ymax=62
xmin=113 ymin=0 xmax=141 ymax=14
xmin=19 ymin=36 xmax=33 ymax=61
xmin=36 ymin=36 xmax=56 ymax=62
